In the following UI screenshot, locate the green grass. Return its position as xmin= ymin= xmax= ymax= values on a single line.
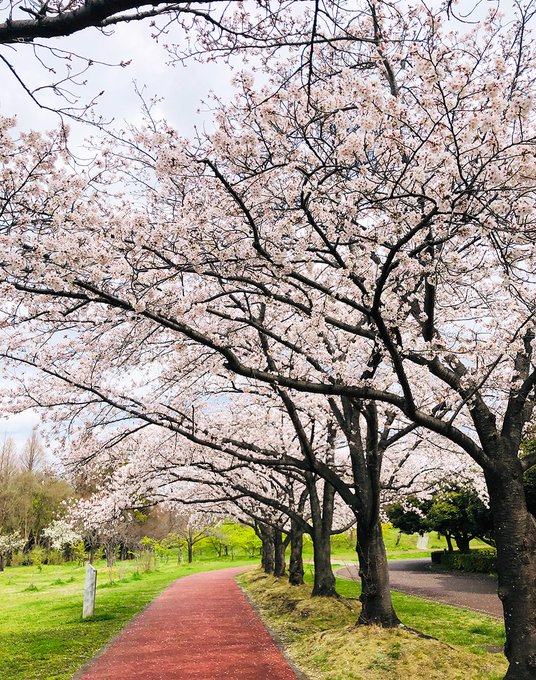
xmin=329 ymin=550 xmax=437 ymax=563
xmin=301 ymin=526 xmax=494 ymax=578
xmin=239 ymin=569 xmax=507 ymax=680
xmin=303 ymin=526 xmax=444 ymax=563
xmin=0 ymin=557 xmax=254 ymax=680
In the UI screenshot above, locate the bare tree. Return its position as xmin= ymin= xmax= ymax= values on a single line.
xmin=0 ymin=435 xmax=16 ymax=479
xmin=19 ymin=426 xmax=45 ymax=472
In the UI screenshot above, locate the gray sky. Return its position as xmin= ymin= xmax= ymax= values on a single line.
xmin=1 ymin=20 xmax=235 ymax=138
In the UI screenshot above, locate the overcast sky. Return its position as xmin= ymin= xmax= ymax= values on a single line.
xmin=2 ymin=19 xmax=236 ymax=136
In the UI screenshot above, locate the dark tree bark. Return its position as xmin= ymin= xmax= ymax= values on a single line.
xmin=329 ymin=399 xmax=400 ymax=625
xmin=311 ymin=524 xmax=337 ymax=596
xmin=0 ymin=2 xmax=185 ymax=43
xmin=308 ymin=474 xmax=337 ymax=597
xmin=288 ymin=520 xmax=304 ymax=586
xmin=485 ymin=459 xmax=536 ymax=680
xmin=453 ymin=534 xmax=471 ymax=554
xmin=273 ymin=529 xmax=286 ymax=577
xmin=259 ymin=523 xmax=275 ymax=574
xmin=356 ymin=519 xmax=400 ymax=627
xmin=187 ymin=540 xmax=193 ymax=564
xmin=445 ymin=533 xmax=454 ymax=553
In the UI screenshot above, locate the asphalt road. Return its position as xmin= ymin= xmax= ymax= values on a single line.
xmin=336 ymin=558 xmax=503 ymax=618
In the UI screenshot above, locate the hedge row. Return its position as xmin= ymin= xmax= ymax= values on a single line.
xmin=431 ymin=548 xmax=497 ymax=573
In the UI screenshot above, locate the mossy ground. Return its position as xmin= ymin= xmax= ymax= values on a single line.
xmin=238 ymin=569 xmax=507 ymax=680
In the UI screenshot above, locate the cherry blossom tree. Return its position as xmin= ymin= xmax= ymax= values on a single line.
xmin=2 ymin=3 xmax=536 ymax=676
xmin=62 ymin=421 xmax=344 ymax=589
xmin=0 ymin=110 xmax=466 ymax=623
xmin=0 ymin=1 xmax=200 ymax=42
xmin=0 ymin=0 xmax=390 ymax=120
xmin=0 ymin=530 xmax=24 ymax=570
xmin=53 ymin=367 xmax=444 ymax=604
xmin=42 ymin=518 xmax=82 ymax=550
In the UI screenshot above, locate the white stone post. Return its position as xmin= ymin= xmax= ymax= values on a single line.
xmin=83 ymin=562 xmax=97 ymax=619
xmin=417 ymin=533 xmax=429 ymax=550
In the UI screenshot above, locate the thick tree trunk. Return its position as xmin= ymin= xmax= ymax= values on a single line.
xmin=453 ymin=534 xmax=471 ymax=554
xmin=273 ymin=529 xmax=286 ymax=577
xmin=311 ymin=525 xmax=337 ymax=596
xmin=288 ymin=520 xmax=304 ymax=586
xmin=259 ymin=524 xmax=275 ymax=574
xmin=0 ymin=554 xmax=4 ymax=571
xmin=356 ymin=518 xmax=400 ymax=627
xmin=187 ymin=541 xmax=193 ymax=564
xmin=445 ymin=533 xmax=454 ymax=553
xmin=308 ymin=475 xmax=337 ymax=597
xmin=486 ymin=463 xmax=536 ymax=680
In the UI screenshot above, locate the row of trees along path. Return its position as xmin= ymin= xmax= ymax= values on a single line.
xmin=1 ymin=3 xmax=536 ymax=679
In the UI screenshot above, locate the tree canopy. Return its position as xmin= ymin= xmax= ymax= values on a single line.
xmin=387 ymin=483 xmax=494 ymax=554
xmin=1 ymin=1 xmax=536 ymax=676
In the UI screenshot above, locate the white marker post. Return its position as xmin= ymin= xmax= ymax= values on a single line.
xmin=417 ymin=533 xmax=429 ymax=550
xmin=83 ymin=562 xmax=97 ymax=619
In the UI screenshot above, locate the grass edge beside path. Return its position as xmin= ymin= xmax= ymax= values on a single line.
xmin=0 ymin=558 xmax=255 ymax=680
xmin=237 ymin=569 xmax=507 ymax=680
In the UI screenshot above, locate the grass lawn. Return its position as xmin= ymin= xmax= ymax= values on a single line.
xmin=238 ymin=569 xmax=507 ymax=680
xmin=326 ymin=550 xmax=438 ymax=563
xmin=0 ymin=557 xmax=254 ymax=680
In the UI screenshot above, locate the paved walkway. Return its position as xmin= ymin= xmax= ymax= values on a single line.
xmin=337 ymin=558 xmax=502 ymax=618
xmin=75 ymin=567 xmax=298 ymax=680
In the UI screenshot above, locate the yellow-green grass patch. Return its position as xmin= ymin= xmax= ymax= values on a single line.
xmin=238 ymin=569 xmax=507 ymax=680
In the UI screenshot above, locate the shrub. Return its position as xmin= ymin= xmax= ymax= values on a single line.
xmin=431 ymin=548 xmax=496 ymax=573
xmin=9 ymin=551 xmax=26 ymax=567
xmin=431 ymin=551 xmax=443 ymax=565
xmin=30 ymin=547 xmax=47 ymax=572
xmin=45 ymin=549 xmax=65 ymax=565
xmin=136 ymin=537 xmax=157 ymax=573
xmin=72 ymin=541 xmax=88 ymax=564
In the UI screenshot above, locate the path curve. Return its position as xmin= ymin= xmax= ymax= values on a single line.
xmin=75 ymin=567 xmax=299 ymax=680
xmin=337 ymin=559 xmax=502 ymax=618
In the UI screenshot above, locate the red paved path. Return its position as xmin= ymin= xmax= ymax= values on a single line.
xmin=75 ymin=567 xmax=298 ymax=680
